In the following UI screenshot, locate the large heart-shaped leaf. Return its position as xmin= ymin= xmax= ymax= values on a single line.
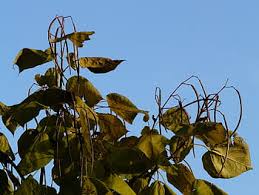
xmin=166 ymin=163 xmax=196 ymax=194
xmin=97 ymin=113 xmax=127 ymax=141
xmin=17 ymin=132 xmax=54 ymax=176
xmin=104 ymin=174 xmax=136 ymax=195
xmin=191 ymin=179 xmax=227 ymax=195
xmin=50 ymin=31 xmax=94 ymax=47
xmin=107 ymin=93 xmax=146 ymax=124
xmin=66 ymin=76 xmax=102 ymax=107
xmin=202 ymin=135 xmax=252 ymax=178
xmin=161 ymin=107 xmax=190 ymax=133
xmin=14 ymin=48 xmax=53 ymax=73
xmin=137 ymin=133 xmax=168 ymax=161
xmin=79 ymin=57 xmax=124 ymax=73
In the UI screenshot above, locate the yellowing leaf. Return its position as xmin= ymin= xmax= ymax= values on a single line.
xmin=35 ymin=68 xmax=59 ymax=87
xmin=50 ymin=31 xmax=95 ymax=47
xmin=202 ymin=135 xmax=252 ymax=178
xmin=137 ymin=133 xmax=168 ymax=161
xmin=66 ymin=76 xmax=102 ymax=107
xmin=191 ymin=179 xmax=227 ymax=195
xmin=0 ymin=133 xmax=15 ymax=161
xmin=106 ymin=93 xmax=145 ymax=124
xmin=166 ymin=163 xmax=195 ymax=194
xmin=161 ymin=107 xmax=190 ymax=133
xmin=104 ymin=174 xmax=136 ymax=195
xmin=14 ymin=48 xmax=53 ymax=72
xmin=97 ymin=113 xmax=127 ymax=141
xmin=79 ymin=57 xmax=124 ymax=73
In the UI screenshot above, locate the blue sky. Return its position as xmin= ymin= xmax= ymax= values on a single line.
xmin=1 ymin=1 xmax=259 ymax=194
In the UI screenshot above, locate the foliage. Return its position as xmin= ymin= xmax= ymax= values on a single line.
xmin=0 ymin=16 xmax=252 ymax=195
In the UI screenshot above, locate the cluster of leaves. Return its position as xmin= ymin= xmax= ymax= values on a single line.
xmin=0 ymin=16 xmax=252 ymax=195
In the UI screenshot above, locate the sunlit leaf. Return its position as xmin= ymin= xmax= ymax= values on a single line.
xmin=169 ymin=135 xmax=193 ymax=163
xmin=15 ymin=175 xmax=56 ymax=195
xmin=137 ymin=132 xmax=168 ymax=161
xmin=202 ymin=135 xmax=252 ymax=178
xmin=50 ymin=31 xmax=94 ymax=47
xmin=104 ymin=174 xmax=136 ymax=195
xmin=166 ymin=163 xmax=195 ymax=194
xmin=107 ymin=93 xmax=145 ymax=124
xmin=17 ymin=132 xmax=54 ymax=176
xmin=35 ymin=68 xmax=59 ymax=87
xmin=79 ymin=57 xmax=124 ymax=73
xmin=97 ymin=113 xmax=127 ymax=141
xmin=0 ymin=169 xmax=13 ymax=195
xmin=14 ymin=48 xmax=53 ymax=73
xmin=191 ymin=179 xmax=227 ymax=195
xmin=0 ymin=133 xmax=15 ymax=161
xmin=66 ymin=76 xmax=102 ymax=107
xmin=149 ymin=181 xmax=165 ymax=195
xmin=161 ymin=106 xmax=190 ymax=133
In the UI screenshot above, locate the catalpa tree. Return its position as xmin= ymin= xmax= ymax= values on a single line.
xmin=0 ymin=16 xmax=252 ymax=195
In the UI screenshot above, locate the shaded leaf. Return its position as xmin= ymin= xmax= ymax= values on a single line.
xmin=105 ymin=147 xmax=153 ymax=176
xmin=0 ymin=169 xmax=13 ymax=195
xmin=107 ymin=93 xmax=144 ymax=124
xmin=149 ymin=181 xmax=165 ymax=195
xmin=137 ymin=133 xmax=168 ymax=161
xmin=66 ymin=53 xmax=77 ymax=69
xmin=89 ymin=178 xmax=113 ymax=195
xmin=131 ymin=178 xmax=149 ymax=194
xmin=166 ymin=163 xmax=195 ymax=194
xmin=169 ymin=135 xmax=193 ymax=163
xmin=118 ymin=136 xmax=139 ymax=148
xmin=104 ymin=174 xmax=136 ymax=195
xmin=35 ymin=68 xmax=59 ymax=87
xmin=66 ymin=76 xmax=102 ymax=107
xmin=17 ymin=132 xmax=54 ymax=176
xmin=50 ymin=31 xmax=94 ymax=47
xmin=98 ymin=113 xmax=127 ymax=141
xmin=161 ymin=107 xmax=190 ymax=133
xmin=164 ymin=184 xmax=177 ymax=195
xmin=191 ymin=179 xmax=227 ymax=195
xmin=82 ymin=177 xmax=98 ymax=195
xmin=15 ymin=175 xmax=56 ymax=195
xmin=14 ymin=48 xmax=53 ymax=72
xmin=202 ymin=135 xmax=252 ymax=178
xmin=194 ymin=122 xmax=227 ymax=148
xmin=79 ymin=57 xmax=124 ymax=73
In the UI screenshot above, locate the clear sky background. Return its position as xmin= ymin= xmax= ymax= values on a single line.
xmin=1 ymin=1 xmax=258 ymax=194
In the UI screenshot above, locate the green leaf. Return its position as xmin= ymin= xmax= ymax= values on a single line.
xmin=50 ymin=31 xmax=94 ymax=47
xmin=202 ymin=135 xmax=252 ymax=178
xmin=169 ymin=135 xmax=193 ymax=163
xmin=137 ymin=133 xmax=168 ymax=161
xmin=35 ymin=68 xmax=59 ymax=87
xmin=17 ymin=132 xmax=54 ymax=176
xmin=191 ymin=179 xmax=227 ymax=195
xmin=106 ymin=93 xmax=145 ymax=124
xmin=166 ymin=163 xmax=195 ymax=194
xmin=0 ymin=133 xmax=15 ymax=161
xmin=66 ymin=76 xmax=102 ymax=107
xmin=104 ymin=174 xmax=136 ymax=195
xmin=160 ymin=106 xmax=190 ymax=133
xmin=14 ymin=48 xmax=53 ymax=73
xmin=79 ymin=57 xmax=124 ymax=73
xmin=97 ymin=113 xmax=127 ymax=141
xmin=0 ymin=169 xmax=13 ymax=195
xmin=15 ymin=175 xmax=56 ymax=195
